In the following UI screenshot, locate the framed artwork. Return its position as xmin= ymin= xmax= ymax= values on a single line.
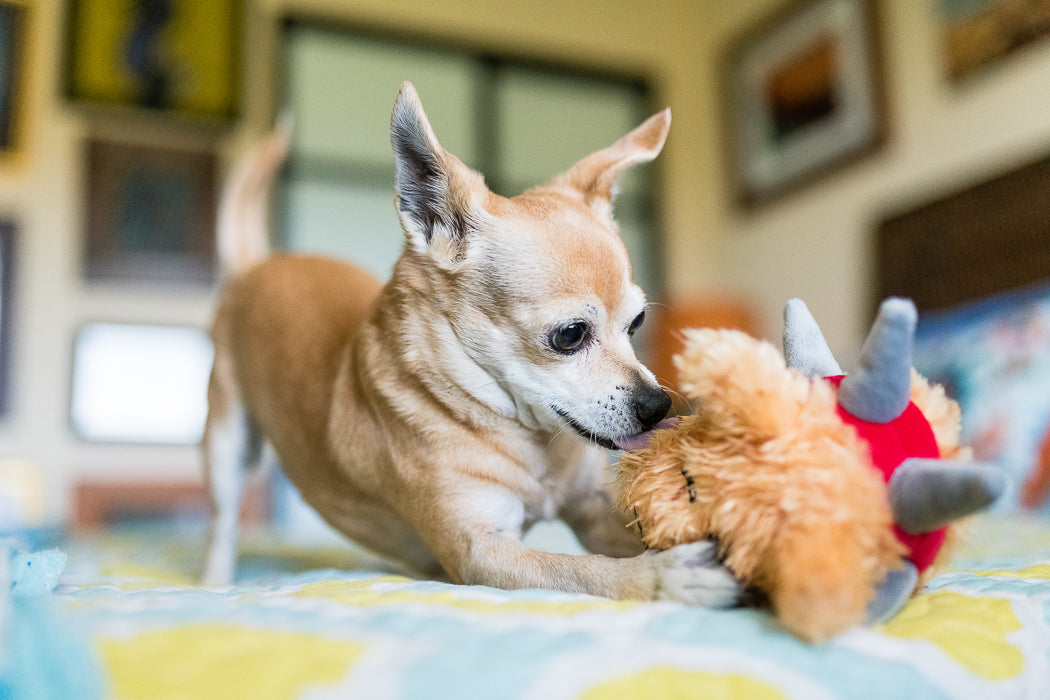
xmin=0 ymin=221 xmax=13 ymax=416
xmin=0 ymin=1 xmax=26 ymax=154
xmin=64 ymin=0 xmax=241 ymax=121
xmin=723 ymin=0 xmax=885 ymax=207
xmin=938 ymin=0 xmax=1050 ymax=80
xmin=83 ymin=138 xmax=217 ymax=285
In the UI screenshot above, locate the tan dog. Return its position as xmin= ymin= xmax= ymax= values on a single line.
xmin=201 ymin=82 xmax=738 ymax=606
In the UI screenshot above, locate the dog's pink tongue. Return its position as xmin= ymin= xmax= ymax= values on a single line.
xmin=614 ymin=417 xmax=679 ymax=451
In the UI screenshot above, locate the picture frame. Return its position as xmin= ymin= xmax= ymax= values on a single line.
xmin=83 ymin=138 xmax=217 ymax=285
xmin=938 ymin=0 xmax=1050 ymax=81
xmin=723 ymin=0 xmax=885 ymax=207
xmin=0 ymin=221 xmax=14 ymax=416
xmin=0 ymin=0 xmax=26 ymax=154
xmin=63 ymin=0 xmax=242 ymax=122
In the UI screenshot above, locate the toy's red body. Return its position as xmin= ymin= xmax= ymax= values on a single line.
xmin=827 ymin=375 xmax=945 ymax=571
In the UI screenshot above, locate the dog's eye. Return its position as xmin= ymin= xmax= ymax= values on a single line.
xmin=550 ymin=321 xmax=590 ymax=354
xmin=628 ymin=310 xmax=646 ymax=336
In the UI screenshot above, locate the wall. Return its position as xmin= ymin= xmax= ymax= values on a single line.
xmin=0 ymin=0 xmax=714 ymax=522
xmin=694 ymin=1 xmax=1050 ymax=360
xmin=0 ymin=1 xmax=225 ymax=522
xmin=242 ymin=0 xmax=724 ymax=287
xmin=5 ymin=0 xmax=1050 ymax=522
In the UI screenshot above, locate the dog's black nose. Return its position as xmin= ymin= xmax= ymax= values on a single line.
xmin=634 ymin=386 xmax=672 ymax=430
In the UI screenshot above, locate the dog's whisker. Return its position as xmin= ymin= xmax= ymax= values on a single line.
xmin=467 ymin=378 xmax=513 ymax=393
xmin=546 ymin=427 xmax=569 ymax=450
xmin=659 ymin=383 xmax=687 ymax=403
xmin=543 ymin=402 xmax=580 ymax=449
xmin=657 ymin=383 xmax=695 ymax=415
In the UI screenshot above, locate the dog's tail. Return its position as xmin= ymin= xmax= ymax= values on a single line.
xmin=216 ymin=114 xmax=293 ymax=278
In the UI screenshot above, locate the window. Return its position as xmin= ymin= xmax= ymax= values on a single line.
xmin=70 ymin=324 xmax=213 ymax=444
xmin=278 ymin=20 xmax=661 ymax=296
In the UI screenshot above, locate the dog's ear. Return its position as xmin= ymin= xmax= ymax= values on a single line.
xmin=552 ymin=109 xmax=670 ymax=216
xmin=390 ymin=82 xmax=486 ymax=265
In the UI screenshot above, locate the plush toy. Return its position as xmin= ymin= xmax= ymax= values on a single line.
xmin=618 ymin=298 xmax=1006 ymax=642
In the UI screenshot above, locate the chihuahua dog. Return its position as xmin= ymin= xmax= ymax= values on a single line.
xmin=202 ymin=82 xmax=737 ymax=606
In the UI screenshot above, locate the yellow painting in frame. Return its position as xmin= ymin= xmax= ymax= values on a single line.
xmin=65 ymin=0 xmax=241 ymax=121
xmin=0 ymin=0 xmax=27 ymax=156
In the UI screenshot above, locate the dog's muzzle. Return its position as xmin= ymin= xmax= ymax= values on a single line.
xmin=555 ymin=386 xmax=674 ymax=452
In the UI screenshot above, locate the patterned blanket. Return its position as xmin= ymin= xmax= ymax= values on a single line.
xmin=3 ymin=515 xmax=1049 ymax=699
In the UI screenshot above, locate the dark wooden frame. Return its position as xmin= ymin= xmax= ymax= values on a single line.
xmin=0 ymin=0 xmax=26 ymax=154
xmin=62 ymin=0 xmax=242 ymax=123
xmin=0 ymin=221 xmax=13 ymax=415
xmin=83 ymin=138 xmax=217 ymax=285
xmin=73 ymin=480 xmax=269 ymax=531
xmin=877 ymin=154 xmax=1050 ymax=314
xmin=938 ymin=0 xmax=1050 ymax=82
xmin=723 ymin=0 xmax=886 ymax=208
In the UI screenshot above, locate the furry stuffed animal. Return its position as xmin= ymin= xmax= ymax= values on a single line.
xmin=618 ymin=298 xmax=1006 ymax=642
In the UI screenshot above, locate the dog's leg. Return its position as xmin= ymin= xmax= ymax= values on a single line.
xmin=201 ymin=371 xmax=262 ymax=585
xmin=561 ymin=488 xmax=646 ymax=558
xmin=561 ymin=494 xmax=739 ymax=604
xmin=419 ymin=487 xmax=738 ymax=605
xmin=557 ymin=448 xmax=646 ymax=558
xmin=460 ymin=530 xmax=737 ymax=605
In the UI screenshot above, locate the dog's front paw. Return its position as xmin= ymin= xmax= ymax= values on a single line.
xmin=648 ymin=541 xmax=740 ymax=608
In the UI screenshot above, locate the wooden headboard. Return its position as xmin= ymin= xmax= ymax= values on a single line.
xmin=876 ymin=153 xmax=1050 ymax=313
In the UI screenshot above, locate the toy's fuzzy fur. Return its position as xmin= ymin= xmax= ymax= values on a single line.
xmin=907 ymin=371 xmax=967 ymax=578
xmin=617 ymin=328 xmax=965 ymax=641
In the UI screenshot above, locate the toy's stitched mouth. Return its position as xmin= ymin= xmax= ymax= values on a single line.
xmin=553 ymin=408 xmax=677 ymax=451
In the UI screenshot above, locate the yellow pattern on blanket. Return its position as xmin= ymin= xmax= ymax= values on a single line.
xmin=101 ymin=624 xmax=364 ymax=700
xmin=582 ymin=669 xmax=787 ymax=700
xmin=972 ymin=564 xmax=1050 ymax=579
xmin=880 ymin=591 xmax=1024 ymax=681
xmin=292 ymin=578 xmax=642 ymax=615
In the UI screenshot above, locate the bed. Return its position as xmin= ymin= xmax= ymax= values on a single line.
xmin=1 ymin=513 xmax=1046 ymax=700
xmin=5 ymin=160 xmax=1050 ymax=700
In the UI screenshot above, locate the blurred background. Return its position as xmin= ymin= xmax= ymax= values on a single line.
xmin=1 ymin=0 xmax=1050 ymax=533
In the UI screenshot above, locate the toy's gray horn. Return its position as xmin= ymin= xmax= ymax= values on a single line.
xmin=838 ymin=298 xmax=917 ymax=424
xmin=889 ymin=458 xmax=1008 ymax=534
xmin=782 ymin=298 xmax=843 ymax=377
